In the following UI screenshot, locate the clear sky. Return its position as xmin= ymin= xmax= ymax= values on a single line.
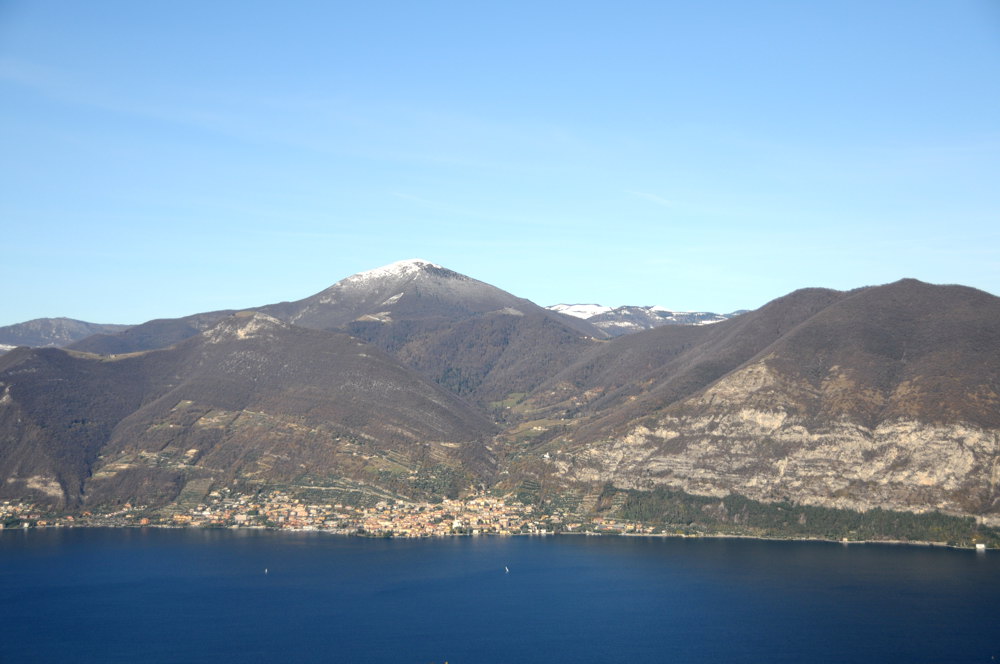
xmin=2 ymin=1 xmax=999 ymax=326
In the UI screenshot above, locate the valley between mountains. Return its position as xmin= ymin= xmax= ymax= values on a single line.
xmin=2 ymin=260 xmax=999 ymax=543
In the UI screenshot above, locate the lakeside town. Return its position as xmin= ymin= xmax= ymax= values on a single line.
xmin=0 ymin=490 xmax=656 ymax=537
xmin=5 ymin=487 xmax=995 ymax=549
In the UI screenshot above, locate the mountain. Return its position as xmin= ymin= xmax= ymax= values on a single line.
xmin=516 ymin=280 xmax=1000 ymax=523
xmin=528 ymin=287 xmax=847 ymax=425
xmin=547 ymin=303 xmax=743 ymax=337
xmin=284 ymin=260 xmax=609 ymax=404
xmin=3 ymin=267 xmax=999 ymax=528
xmin=0 ymin=318 xmax=130 ymax=352
xmin=72 ymin=259 xmax=609 ymax=405
xmin=262 ymin=259 xmax=552 ymax=329
xmin=0 ymin=311 xmax=496 ymax=509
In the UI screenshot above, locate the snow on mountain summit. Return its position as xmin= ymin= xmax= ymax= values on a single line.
xmin=343 ymin=259 xmax=445 ymax=285
xmin=274 ymin=258 xmax=541 ymax=330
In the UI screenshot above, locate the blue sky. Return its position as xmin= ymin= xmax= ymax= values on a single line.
xmin=2 ymin=1 xmax=998 ymax=326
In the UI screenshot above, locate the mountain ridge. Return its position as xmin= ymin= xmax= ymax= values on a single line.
xmin=1 ymin=310 xmax=497 ymax=509
xmin=63 ymin=259 xmax=608 ymax=406
xmin=546 ymin=303 xmax=744 ymax=337
xmin=514 ymin=279 xmax=1000 ymax=523
xmin=0 ymin=318 xmax=130 ymax=352
xmin=2 ymin=265 xmax=998 ymax=527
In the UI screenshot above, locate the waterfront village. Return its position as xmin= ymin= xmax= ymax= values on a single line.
xmin=1 ymin=490 xmax=657 ymax=537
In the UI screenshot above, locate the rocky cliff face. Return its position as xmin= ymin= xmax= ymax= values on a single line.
xmin=548 ymin=360 xmax=1000 ymax=524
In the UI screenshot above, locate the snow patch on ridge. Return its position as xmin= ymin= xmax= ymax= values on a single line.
xmin=546 ymin=303 xmax=737 ymax=336
xmin=549 ymin=304 xmax=614 ymax=319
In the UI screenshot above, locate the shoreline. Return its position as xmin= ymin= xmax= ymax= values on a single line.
xmin=2 ymin=522 xmax=989 ymax=551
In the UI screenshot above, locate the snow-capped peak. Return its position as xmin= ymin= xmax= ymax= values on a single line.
xmin=342 ymin=259 xmax=444 ymax=285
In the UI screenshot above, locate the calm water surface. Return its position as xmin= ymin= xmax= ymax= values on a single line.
xmin=1 ymin=528 xmax=997 ymax=663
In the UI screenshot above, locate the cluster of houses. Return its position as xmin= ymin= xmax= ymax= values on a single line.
xmin=2 ymin=493 xmax=663 ymax=537
xmin=171 ymin=492 xmax=555 ymax=536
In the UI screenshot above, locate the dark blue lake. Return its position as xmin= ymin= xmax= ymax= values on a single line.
xmin=1 ymin=529 xmax=997 ymax=663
